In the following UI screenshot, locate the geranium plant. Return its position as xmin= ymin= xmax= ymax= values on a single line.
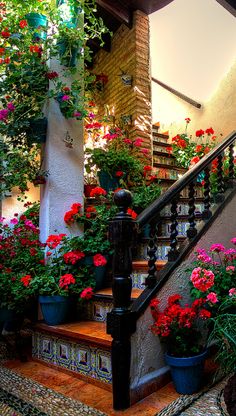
xmin=0 ymin=210 xmax=45 ymax=312
xmin=188 ymin=239 xmax=236 ymax=312
xmin=85 ymin=123 xmax=149 ymax=187
xmin=169 ymin=119 xmax=216 ymax=169
xmin=150 ymin=294 xmax=211 ymax=357
xmin=30 ymin=232 xmax=95 ymax=299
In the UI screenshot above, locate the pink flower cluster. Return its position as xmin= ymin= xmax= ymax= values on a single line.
xmin=190 ymin=267 xmax=215 ymax=292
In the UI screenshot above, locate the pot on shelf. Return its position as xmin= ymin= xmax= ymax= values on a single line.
xmin=83 ymin=255 xmax=109 ymax=291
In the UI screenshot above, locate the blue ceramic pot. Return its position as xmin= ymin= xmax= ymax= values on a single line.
xmin=39 ymin=295 xmax=71 ymax=326
xmin=165 ymin=349 xmax=208 ymax=394
xmin=83 ymin=255 xmax=108 ymax=291
xmin=25 ymin=13 xmax=48 ymax=40
xmin=98 ymin=171 xmax=120 ymax=193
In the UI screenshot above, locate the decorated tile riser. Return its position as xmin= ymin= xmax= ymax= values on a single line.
xmin=153 ymin=155 xmax=176 ymax=165
xmin=86 ymin=301 xmax=113 ymax=322
xmin=131 ymin=271 xmax=147 ymax=289
xmin=135 ymin=243 xmax=170 ymax=261
xmin=32 ymin=332 xmax=112 ymax=385
xmin=161 ymin=219 xmax=202 ymax=237
xmin=160 ymin=203 xmax=204 ymax=216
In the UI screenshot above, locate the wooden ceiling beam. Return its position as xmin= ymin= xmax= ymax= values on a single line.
xmin=96 ymin=0 xmax=132 ymax=27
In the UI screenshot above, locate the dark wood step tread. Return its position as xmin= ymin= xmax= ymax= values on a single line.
xmin=132 ymin=259 xmax=167 ymax=271
xmin=152 ymin=132 xmax=169 ymax=139
xmin=34 ymin=321 xmax=112 ymax=348
xmin=153 ymin=163 xmax=186 ymax=171
xmin=95 ymin=287 xmax=143 ymax=299
xmin=153 ymin=140 xmax=171 ymax=147
xmin=153 ymin=150 xmax=176 ymax=159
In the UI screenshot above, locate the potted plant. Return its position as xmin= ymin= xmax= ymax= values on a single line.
xmin=64 ymin=200 xmax=115 ymax=290
xmin=30 ymin=232 xmax=95 ymax=325
xmin=0 ymin=140 xmax=48 ymax=197
xmin=0 ymin=210 xmax=45 ymax=329
xmin=150 ymin=294 xmax=211 ymax=394
xmin=85 ymin=125 xmax=147 ymax=192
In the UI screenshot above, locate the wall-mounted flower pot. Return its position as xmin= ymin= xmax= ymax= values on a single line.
xmin=57 ymin=40 xmax=78 ymax=67
xmin=98 ymin=171 xmax=120 ymax=193
xmin=28 ymin=117 xmax=48 ymax=144
xmin=83 ymin=255 xmax=109 ymax=291
xmin=120 ymin=74 xmax=132 ymax=86
xmin=25 ymin=13 xmax=48 ymax=40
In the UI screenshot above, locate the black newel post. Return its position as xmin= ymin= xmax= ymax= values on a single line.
xmin=107 ymin=190 xmax=137 ymax=410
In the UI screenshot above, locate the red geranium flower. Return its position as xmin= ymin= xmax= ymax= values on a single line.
xmin=115 ymin=171 xmax=124 ymax=177
xmin=205 ymin=127 xmax=214 ymax=135
xmin=59 ymin=273 xmax=75 ymax=288
xmin=19 ymin=20 xmax=28 ymax=28
xmin=127 ymin=208 xmax=138 ymax=219
xmin=63 ymin=250 xmax=85 ymax=264
xmin=90 ymin=187 xmax=107 ymax=197
xmin=21 ymin=274 xmax=32 ymax=287
xmin=196 ymin=129 xmax=204 ymax=137
xmin=80 ymin=287 xmax=94 ymax=300
xmin=93 ymin=253 xmax=107 ymax=267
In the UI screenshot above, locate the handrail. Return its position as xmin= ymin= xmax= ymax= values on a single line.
xmin=152 ymin=76 xmax=202 ymax=109
xmin=107 ymin=130 xmax=236 ymax=410
xmin=138 ymin=130 xmax=236 ymax=228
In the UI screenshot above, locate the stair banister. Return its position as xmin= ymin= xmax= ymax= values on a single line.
xmin=137 ymin=130 xmax=236 ymax=228
xmin=107 ymin=130 xmax=236 ymax=410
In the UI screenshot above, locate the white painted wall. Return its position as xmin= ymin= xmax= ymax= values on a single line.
xmin=150 ymin=0 xmax=236 ymax=133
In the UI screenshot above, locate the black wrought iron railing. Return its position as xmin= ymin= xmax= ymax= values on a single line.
xmin=107 ymin=130 xmax=236 ymax=410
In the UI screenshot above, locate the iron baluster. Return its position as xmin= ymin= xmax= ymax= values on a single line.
xmin=168 ymin=197 xmax=179 ymax=261
xmin=187 ymin=181 xmax=197 ymax=238
xmin=215 ymin=153 xmax=225 ymax=202
xmin=228 ymin=143 xmax=235 ymax=186
xmin=202 ymin=167 xmax=212 ymax=220
xmin=146 ymin=218 xmax=159 ymax=288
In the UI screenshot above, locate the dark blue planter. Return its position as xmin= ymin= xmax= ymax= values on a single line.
xmin=39 ymin=295 xmax=71 ymax=326
xmin=165 ymin=350 xmax=208 ymax=394
xmin=98 ymin=171 xmax=120 ymax=193
xmin=83 ymin=255 xmax=108 ymax=291
xmin=25 ymin=13 xmax=48 ymax=40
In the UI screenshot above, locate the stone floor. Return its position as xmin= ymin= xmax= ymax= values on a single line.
xmin=3 ymin=359 xmax=180 ymax=416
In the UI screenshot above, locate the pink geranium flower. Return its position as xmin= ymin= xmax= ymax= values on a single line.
xmin=80 ymin=287 xmax=94 ymax=300
xmin=206 ymin=292 xmax=218 ymax=304
xmin=209 ymin=243 xmax=225 ymax=252
xmin=231 ymin=238 xmax=236 ymax=245
xmin=229 ymin=288 xmax=236 ymax=296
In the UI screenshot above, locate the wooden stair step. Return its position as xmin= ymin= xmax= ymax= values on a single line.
xmin=152 ymin=132 xmax=169 ymax=140
xmin=153 ymin=162 xmax=186 ymax=171
xmin=34 ymin=321 xmax=111 ymax=348
xmin=132 ymin=259 xmax=167 ymax=271
xmin=95 ymin=286 xmax=143 ymax=299
xmin=153 ymin=140 xmax=171 ymax=148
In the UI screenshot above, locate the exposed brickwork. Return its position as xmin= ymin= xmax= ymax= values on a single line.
xmin=92 ymin=10 xmax=152 ymax=153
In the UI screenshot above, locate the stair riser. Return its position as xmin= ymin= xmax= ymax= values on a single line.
xmin=32 ymin=331 xmax=112 ymax=388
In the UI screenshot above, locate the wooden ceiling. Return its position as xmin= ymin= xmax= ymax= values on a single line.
xmin=88 ymin=0 xmax=236 ymax=61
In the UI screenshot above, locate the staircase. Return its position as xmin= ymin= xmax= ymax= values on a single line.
xmin=31 ymin=128 xmax=236 ymax=410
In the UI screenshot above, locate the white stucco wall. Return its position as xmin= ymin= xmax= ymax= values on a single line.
xmin=130 ymin=190 xmax=236 ymax=393
xmin=2 ymin=185 xmax=40 ymax=220
xmin=150 ymin=0 xmax=236 ymax=138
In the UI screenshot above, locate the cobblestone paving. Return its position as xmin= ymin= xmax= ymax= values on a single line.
xmin=156 ymin=377 xmax=230 ymax=416
xmin=0 ymin=366 xmax=107 ymax=416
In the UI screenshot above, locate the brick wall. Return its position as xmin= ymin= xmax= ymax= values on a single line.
xmin=92 ymin=10 xmax=152 ymax=152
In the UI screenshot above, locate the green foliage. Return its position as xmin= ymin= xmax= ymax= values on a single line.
xmin=132 ymin=183 xmax=162 ymax=212
xmin=0 ymin=141 xmax=48 ymax=198
xmin=207 ymin=297 xmax=236 ymax=374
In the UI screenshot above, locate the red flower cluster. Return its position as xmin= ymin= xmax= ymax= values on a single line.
xmin=59 ymin=273 xmax=75 ymax=289
xmin=80 ymin=287 xmax=94 ymax=300
xmin=64 ymin=202 xmax=82 ymax=224
xmin=19 ymin=20 xmax=28 ymax=28
xmin=172 ymin=135 xmax=187 ymax=149
xmin=93 ymin=254 xmax=107 ymax=267
xmin=46 ymin=71 xmax=59 ymax=79
xmin=85 ymin=206 xmax=97 ymax=218
xmin=21 ymin=274 xmax=32 ymax=287
xmin=127 ymin=208 xmax=138 ymax=219
xmin=46 ymin=234 xmax=66 ymax=249
xmin=90 ymin=187 xmax=107 ymax=198
xmin=63 ymin=250 xmax=85 ymax=264
xmin=150 ymin=294 xmax=211 ymax=339
xmin=195 ymin=129 xmax=205 ymax=137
